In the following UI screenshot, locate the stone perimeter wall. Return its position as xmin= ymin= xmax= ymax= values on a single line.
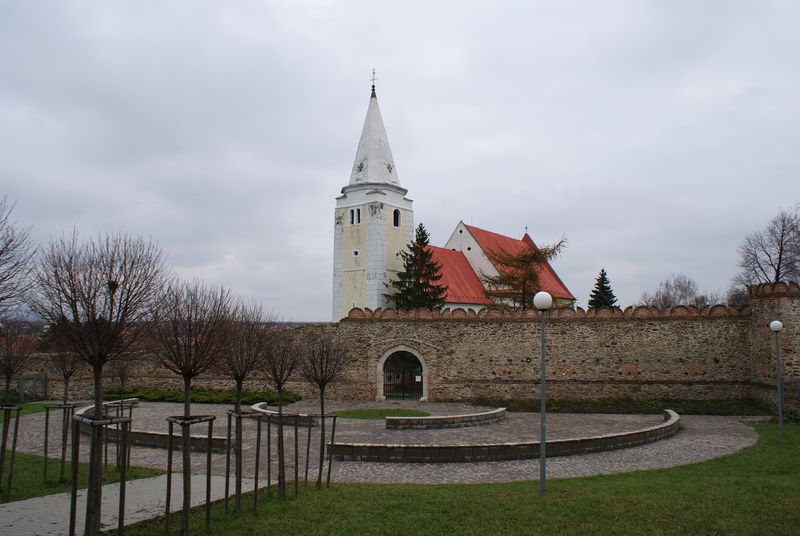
xmin=31 ymin=283 xmax=799 ymax=406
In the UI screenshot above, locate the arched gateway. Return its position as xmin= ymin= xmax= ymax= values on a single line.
xmin=376 ymin=346 xmax=428 ymax=401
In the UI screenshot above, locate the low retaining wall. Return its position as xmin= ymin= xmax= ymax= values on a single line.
xmin=332 ymin=410 xmax=681 ymax=463
xmin=251 ymin=402 xmax=317 ymax=426
xmin=75 ymin=400 xmax=228 ymax=453
xmin=385 ymin=408 xmax=506 ymax=429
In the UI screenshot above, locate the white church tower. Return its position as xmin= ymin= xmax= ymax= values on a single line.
xmin=332 ymin=83 xmax=413 ymax=320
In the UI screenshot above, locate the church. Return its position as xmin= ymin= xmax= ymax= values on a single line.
xmin=332 ymin=84 xmax=574 ymax=321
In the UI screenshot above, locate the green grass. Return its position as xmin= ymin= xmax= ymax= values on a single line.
xmin=472 ymin=396 xmax=772 ymax=416
xmin=0 ymin=451 xmax=164 ymax=503
xmin=0 ymin=402 xmax=48 ymax=422
xmin=123 ymin=422 xmax=800 ymax=535
xmin=105 ymin=386 xmax=300 ymax=406
xmin=333 ymin=408 xmax=430 ymax=419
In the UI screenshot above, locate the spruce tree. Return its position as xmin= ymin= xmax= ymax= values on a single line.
xmin=588 ymin=268 xmax=617 ymax=308
xmin=385 ymin=223 xmax=447 ymax=309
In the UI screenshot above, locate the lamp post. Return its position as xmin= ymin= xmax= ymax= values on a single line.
xmin=533 ymin=291 xmax=553 ymax=494
xmin=769 ymin=320 xmax=784 ymax=443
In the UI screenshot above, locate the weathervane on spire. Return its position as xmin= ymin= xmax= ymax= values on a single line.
xmin=370 ymin=68 xmax=377 ymax=97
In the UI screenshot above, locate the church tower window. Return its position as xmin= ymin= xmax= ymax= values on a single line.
xmin=393 ymin=209 xmax=401 ymax=227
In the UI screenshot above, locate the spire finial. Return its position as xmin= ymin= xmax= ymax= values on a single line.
xmin=370 ymin=68 xmax=377 ymax=98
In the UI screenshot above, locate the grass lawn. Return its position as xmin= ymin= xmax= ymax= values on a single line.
xmin=124 ymin=422 xmax=799 ymax=535
xmin=333 ymin=408 xmax=430 ymax=419
xmin=0 ymin=451 xmax=164 ymax=503
xmin=0 ymin=402 xmax=48 ymax=422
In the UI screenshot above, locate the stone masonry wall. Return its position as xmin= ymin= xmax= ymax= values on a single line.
xmin=26 ymin=284 xmax=798 ymax=406
xmin=335 ymin=305 xmax=752 ymax=402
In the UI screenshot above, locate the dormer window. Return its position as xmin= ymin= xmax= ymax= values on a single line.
xmin=393 ymin=209 xmax=400 ymax=227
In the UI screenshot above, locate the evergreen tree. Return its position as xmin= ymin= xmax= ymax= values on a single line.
xmin=385 ymin=223 xmax=447 ymax=309
xmin=588 ymin=268 xmax=618 ymax=308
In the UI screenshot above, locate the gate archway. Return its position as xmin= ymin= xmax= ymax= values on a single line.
xmin=376 ymin=346 xmax=428 ymax=401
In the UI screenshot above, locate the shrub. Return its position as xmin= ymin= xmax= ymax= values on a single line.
xmin=105 ymin=386 xmax=300 ymax=406
xmin=470 ymin=396 xmax=771 ymax=416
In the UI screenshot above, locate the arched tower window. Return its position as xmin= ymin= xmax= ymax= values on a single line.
xmin=349 ymin=209 xmax=354 ymax=225
xmin=393 ymin=209 xmax=401 ymax=227
xmin=356 ymin=208 xmax=361 ymax=224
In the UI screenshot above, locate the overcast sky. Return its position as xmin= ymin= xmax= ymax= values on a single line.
xmin=1 ymin=1 xmax=798 ymax=320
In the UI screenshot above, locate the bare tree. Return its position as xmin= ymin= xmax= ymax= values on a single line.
xmin=29 ymin=231 xmax=168 ymax=536
xmin=0 ymin=316 xmax=36 ymax=403
xmin=301 ymin=334 xmax=347 ymax=489
xmin=735 ymin=207 xmax=800 ymax=286
xmin=109 ymin=355 xmax=132 ymax=397
xmin=261 ymin=329 xmax=300 ymax=500
xmin=218 ymin=299 xmax=273 ymax=513
xmin=150 ymin=279 xmax=231 ymax=534
xmin=49 ymin=351 xmax=83 ymax=405
xmin=0 ymin=198 xmax=34 ymax=314
xmin=638 ymin=273 xmax=722 ymax=308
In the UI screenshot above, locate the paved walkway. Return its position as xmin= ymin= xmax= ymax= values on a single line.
xmin=0 ymin=475 xmax=265 ymax=536
xmin=0 ymin=400 xmax=761 ymax=534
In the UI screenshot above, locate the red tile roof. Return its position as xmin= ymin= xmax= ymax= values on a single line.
xmin=427 ymin=245 xmax=492 ymax=305
xmin=463 ymin=224 xmax=575 ymax=301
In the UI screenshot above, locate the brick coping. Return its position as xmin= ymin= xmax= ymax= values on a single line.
xmin=332 ymin=410 xmax=681 ymax=463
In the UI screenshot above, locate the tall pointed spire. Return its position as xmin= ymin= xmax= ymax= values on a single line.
xmin=350 ymin=78 xmax=399 ymax=186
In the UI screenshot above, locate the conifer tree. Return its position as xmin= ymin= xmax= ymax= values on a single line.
xmin=385 ymin=223 xmax=447 ymax=309
xmin=588 ymin=268 xmax=617 ymax=308
xmin=481 ymin=239 xmax=566 ymax=310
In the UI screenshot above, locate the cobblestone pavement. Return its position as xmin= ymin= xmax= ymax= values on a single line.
xmin=9 ymin=400 xmax=759 ymax=484
xmin=0 ymin=401 xmax=760 ymax=535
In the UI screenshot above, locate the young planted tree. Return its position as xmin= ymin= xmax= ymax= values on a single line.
xmin=261 ymin=329 xmax=299 ymax=499
xmin=481 ymin=239 xmax=566 ymax=309
xmin=219 ymin=300 xmax=272 ymax=513
xmin=29 ymin=232 xmax=167 ymax=535
xmin=50 ymin=351 xmax=83 ymax=405
xmin=0 ymin=316 xmax=36 ymax=491
xmin=109 ymin=355 xmax=132 ymax=397
xmin=0 ymin=316 xmax=36 ymax=403
xmin=301 ymin=334 xmax=347 ymax=489
xmin=385 ymin=223 xmax=447 ymax=309
xmin=47 ymin=348 xmax=83 ymax=483
xmin=0 ymin=197 xmax=34 ymax=315
xmin=588 ymin=268 xmax=618 ymax=309
xmin=150 ymin=279 xmax=231 ymax=534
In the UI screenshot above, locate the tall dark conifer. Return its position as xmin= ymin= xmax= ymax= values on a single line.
xmin=588 ymin=268 xmax=617 ymax=308
xmin=385 ymin=223 xmax=447 ymax=309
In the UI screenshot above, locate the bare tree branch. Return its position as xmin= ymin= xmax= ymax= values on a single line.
xmin=27 ymin=230 xmax=168 ymax=536
xmin=0 ymin=197 xmax=34 ymax=314
xmin=302 ymin=334 xmax=347 ymax=489
xmin=735 ymin=207 xmax=800 ymax=285
xmin=0 ymin=316 xmax=38 ymax=403
xmin=150 ymin=279 xmax=232 ymax=416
